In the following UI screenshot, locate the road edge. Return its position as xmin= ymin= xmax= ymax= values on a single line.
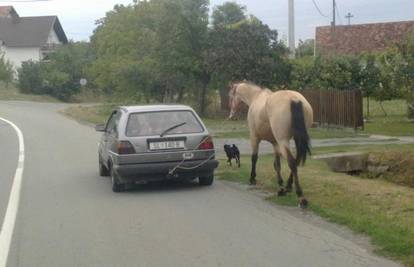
xmin=0 ymin=117 xmax=25 ymax=267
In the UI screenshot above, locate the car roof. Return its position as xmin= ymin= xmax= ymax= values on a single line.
xmin=119 ymin=105 xmax=194 ymax=113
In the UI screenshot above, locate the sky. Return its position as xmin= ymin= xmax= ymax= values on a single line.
xmin=1 ymin=0 xmax=414 ymax=44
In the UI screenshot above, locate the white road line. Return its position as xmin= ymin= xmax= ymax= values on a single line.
xmin=0 ymin=117 xmax=25 ymax=267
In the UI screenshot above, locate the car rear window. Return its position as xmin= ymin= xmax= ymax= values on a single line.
xmin=126 ymin=110 xmax=204 ymax=137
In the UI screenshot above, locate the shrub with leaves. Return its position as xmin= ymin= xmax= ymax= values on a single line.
xmin=17 ymin=42 xmax=91 ymax=100
xmin=0 ymin=53 xmax=14 ymax=85
xmin=18 ymin=61 xmax=45 ymax=94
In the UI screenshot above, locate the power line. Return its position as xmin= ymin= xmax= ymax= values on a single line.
xmin=312 ymin=0 xmax=329 ymax=18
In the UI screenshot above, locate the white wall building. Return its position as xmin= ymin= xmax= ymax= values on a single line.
xmin=0 ymin=6 xmax=68 ymax=72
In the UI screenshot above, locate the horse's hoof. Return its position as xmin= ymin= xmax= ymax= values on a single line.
xmin=298 ymin=198 xmax=309 ymax=209
xmin=277 ymin=188 xmax=287 ymax=196
xmin=249 ymin=179 xmax=257 ymax=186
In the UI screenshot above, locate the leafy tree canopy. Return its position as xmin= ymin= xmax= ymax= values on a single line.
xmin=211 ymin=2 xmax=246 ymax=28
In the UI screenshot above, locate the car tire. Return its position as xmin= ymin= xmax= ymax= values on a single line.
xmin=199 ymin=174 xmax=214 ymax=186
xmin=99 ymin=157 xmax=110 ymax=177
xmin=110 ymin=164 xmax=124 ymax=193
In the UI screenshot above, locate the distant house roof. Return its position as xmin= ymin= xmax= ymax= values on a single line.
xmin=0 ymin=6 xmax=18 ymax=18
xmin=0 ymin=10 xmax=68 ymax=47
xmin=315 ymin=20 xmax=414 ymax=56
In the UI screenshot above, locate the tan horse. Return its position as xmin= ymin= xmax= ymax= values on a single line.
xmin=228 ymin=82 xmax=313 ymax=208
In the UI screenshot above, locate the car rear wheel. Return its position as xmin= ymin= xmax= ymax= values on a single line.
xmin=110 ymin=164 xmax=124 ymax=192
xmin=99 ymin=157 xmax=110 ymax=177
xmin=199 ymin=174 xmax=214 ymax=186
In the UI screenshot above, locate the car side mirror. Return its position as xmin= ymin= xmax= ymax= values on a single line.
xmin=95 ymin=124 xmax=106 ymax=132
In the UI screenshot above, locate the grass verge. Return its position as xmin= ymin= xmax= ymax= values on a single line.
xmin=364 ymin=99 xmax=414 ymax=136
xmin=217 ymin=144 xmax=414 ymax=266
xmin=0 ymin=83 xmax=58 ymax=102
xmin=364 ymin=150 xmax=414 ymax=188
xmin=61 ymin=104 xmax=117 ymax=125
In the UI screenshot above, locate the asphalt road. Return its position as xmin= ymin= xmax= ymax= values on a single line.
xmin=0 ymin=101 xmax=400 ymax=267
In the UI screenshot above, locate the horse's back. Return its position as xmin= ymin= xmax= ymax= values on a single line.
xmin=265 ymin=90 xmax=313 ymax=139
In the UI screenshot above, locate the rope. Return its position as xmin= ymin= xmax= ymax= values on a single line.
xmin=175 ymin=154 xmax=216 ymax=170
xmin=168 ymin=136 xmax=216 ymax=176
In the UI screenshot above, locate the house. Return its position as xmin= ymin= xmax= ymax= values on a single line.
xmin=0 ymin=6 xmax=68 ymax=71
xmin=315 ymin=20 xmax=414 ymax=56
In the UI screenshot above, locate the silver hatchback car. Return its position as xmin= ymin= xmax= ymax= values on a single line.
xmin=96 ymin=105 xmax=219 ymax=192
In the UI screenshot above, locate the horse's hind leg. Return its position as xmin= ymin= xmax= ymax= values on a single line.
xmin=273 ymin=147 xmax=287 ymax=196
xmin=285 ymin=148 xmax=308 ymax=208
xmin=249 ymin=137 xmax=260 ymax=185
xmin=286 ymin=173 xmax=293 ymax=192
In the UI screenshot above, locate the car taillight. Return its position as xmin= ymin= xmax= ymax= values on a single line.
xmin=198 ymin=136 xmax=214 ymax=150
xmin=117 ymin=141 xmax=136 ymax=155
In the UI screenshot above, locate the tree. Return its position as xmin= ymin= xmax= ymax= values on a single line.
xmin=18 ymin=61 xmax=44 ymax=94
xmin=296 ymin=39 xmax=314 ymax=58
xmin=360 ymin=54 xmax=381 ymax=117
xmin=370 ymin=52 xmax=401 ymax=116
xmin=89 ymin=0 xmax=210 ymax=111
xmin=0 ymin=53 xmax=13 ymax=86
xmin=17 ymin=42 xmax=92 ymax=100
xmin=291 ymin=55 xmax=363 ymax=92
xmin=207 ymin=13 xmax=290 ymax=110
xmin=211 ymin=2 xmax=246 ymax=29
xmin=46 ymin=42 xmax=93 ymax=99
xmin=392 ymin=34 xmax=414 ymax=119
xmin=291 ymin=56 xmax=323 ymax=90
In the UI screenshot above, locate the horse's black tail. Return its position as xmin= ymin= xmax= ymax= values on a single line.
xmin=291 ymin=101 xmax=311 ymax=166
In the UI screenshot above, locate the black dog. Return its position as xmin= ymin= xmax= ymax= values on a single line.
xmin=224 ymin=144 xmax=240 ymax=167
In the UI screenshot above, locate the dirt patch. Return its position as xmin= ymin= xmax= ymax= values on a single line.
xmin=365 ymin=151 xmax=414 ymax=188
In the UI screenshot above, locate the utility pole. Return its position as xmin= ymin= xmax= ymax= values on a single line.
xmin=331 ymin=0 xmax=336 ymax=54
xmin=288 ymin=0 xmax=295 ymax=58
xmin=332 ymin=0 xmax=336 ymax=29
xmin=345 ymin=12 xmax=354 ymax=25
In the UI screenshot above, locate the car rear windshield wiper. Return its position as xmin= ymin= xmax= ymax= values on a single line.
xmin=160 ymin=122 xmax=187 ymax=137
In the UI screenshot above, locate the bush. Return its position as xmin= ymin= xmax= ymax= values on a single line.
xmin=18 ymin=61 xmax=45 ymax=94
xmin=17 ymin=42 xmax=91 ymax=101
xmin=291 ymin=55 xmax=362 ymax=91
xmin=0 ymin=54 xmax=13 ymax=85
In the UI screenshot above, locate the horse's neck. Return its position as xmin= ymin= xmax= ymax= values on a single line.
xmin=238 ymin=85 xmax=264 ymax=106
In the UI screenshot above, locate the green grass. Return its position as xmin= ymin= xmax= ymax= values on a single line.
xmin=364 ymin=115 xmax=414 ymax=136
xmin=363 ymin=99 xmax=414 ymax=136
xmin=61 ymin=104 xmax=116 ymax=125
xmin=312 ymin=143 xmax=414 ymax=156
xmin=0 ymin=83 xmax=58 ymax=102
xmin=217 ymin=145 xmax=414 ymax=266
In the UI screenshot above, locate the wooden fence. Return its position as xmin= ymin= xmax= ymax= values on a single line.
xmin=301 ymin=89 xmax=364 ymax=129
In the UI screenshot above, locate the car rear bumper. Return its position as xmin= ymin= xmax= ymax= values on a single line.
xmin=113 ymin=159 xmax=219 ymax=183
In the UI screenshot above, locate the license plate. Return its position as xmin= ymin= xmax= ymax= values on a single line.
xmin=149 ymin=140 xmax=185 ymax=150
